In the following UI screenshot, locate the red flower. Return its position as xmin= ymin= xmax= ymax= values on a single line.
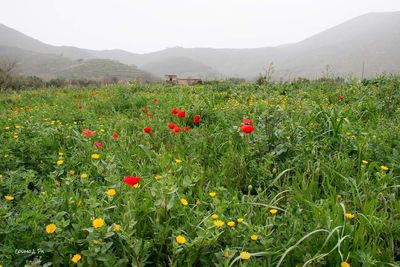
xmin=177 ymin=111 xmax=186 ymax=118
xmin=338 ymin=95 xmax=344 ymax=101
xmin=78 ymin=104 xmax=83 ymax=109
xmin=172 ymin=126 xmax=181 ymax=133
xmin=144 ymin=127 xmax=151 ymax=134
xmin=140 ymin=108 xmax=147 ymax=113
xmin=243 ymin=118 xmax=253 ymax=125
xmin=171 ymin=107 xmax=179 ymax=115
xmin=113 ymin=132 xmax=119 ymax=140
xmin=153 ymin=98 xmax=158 ymax=103
xmin=16 ymin=107 xmax=22 ymax=113
xmin=240 ymin=124 xmax=255 ymax=134
xmin=147 ymin=113 xmax=153 ymax=117
xmin=123 ymin=176 xmax=141 ymax=187
xmin=184 ymin=126 xmax=190 ymax=132
xmin=193 ymin=115 xmax=201 ymax=124
xmin=94 ymin=142 xmax=103 ymax=149
xmin=83 ymin=129 xmax=94 ymax=137
xmin=168 ymin=123 xmax=177 ymax=129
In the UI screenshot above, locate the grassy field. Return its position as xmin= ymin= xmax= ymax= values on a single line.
xmin=0 ymin=77 xmax=399 ymax=267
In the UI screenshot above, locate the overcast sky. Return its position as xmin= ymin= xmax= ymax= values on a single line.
xmin=1 ymin=0 xmax=400 ymax=53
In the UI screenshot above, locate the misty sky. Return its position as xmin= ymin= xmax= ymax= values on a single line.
xmin=1 ymin=0 xmax=400 ymax=53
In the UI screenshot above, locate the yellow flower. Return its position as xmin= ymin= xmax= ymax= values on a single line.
xmin=4 ymin=126 xmax=10 ymax=130
xmin=76 ymin=200 xmax=81 ymax=206
xmin=15 ymin=125 xmax=22 ymax=129
xmin=175 ymin=159 xmax=182 ymax=164
xmin=133 ymin=184 xmax=141 ymax=188
xmin=209 ymin=192 xmax=216 ymax=198
xmin=45 ymin=224 xmax=57 ymax=234
xmin=240 ymin=251 xmax=251 ymax=260
xmin=362 ymin=160 xmax=368 ymax=165
xmin=91 ymin=153 xmax=100 ymax=160
xmin=58 ymin=152 xmax=64 ymax=156
xmin=71 ymin=254 xmax=81 ymax=263
xmin=380 ymin=165 xmax=389 ymax=172
xmin=341 ymin=262 xmax=350 ymax=267
xmin=227 ymin=221 xmax=235 ymax=227
xmin=180 ymin=198 xmax=188 ymax=206
xmin=106 ymin=189 xmax=116 ymax=197
xmin=92 ymin=218 xmax=105 ymax=228
xmin=68 ymin=170 xmax=75 ymax=175
xmin=56 ymin=160 xmax=64 ymax=166
xmin=345 ymin=213 xmax=355 ymax=220
xmin=4 ymin=195 xmax=14 ymax=201
xmin=13 ymin=134 xmax=18 ymax=139
xmin=155 ymin=175 xmax=162 ymax=180
xmin=113 ymin=223 xmax=121 ymax=232
xmin=176 ymin=235 xmax=186 ymax=244
xmin=270 ymin=209 xmax=278 ymax=215
xmin=80 ymin=173 xmax=88 ymax=179
xmin=214 ymin=220 xmax=224 ymax=228
xmin=250 ymin=234 xmax=258 ymax=241
xmin=211 ymin=214 xmax=219 ymax=220
xmin=223 ymin=251 xmax=229 ymax=258
xmin=237 ymin=217 xmax=244 ymax=223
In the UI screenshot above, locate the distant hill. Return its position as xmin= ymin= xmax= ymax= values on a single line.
xmin=1 ymin=11 xmax=400 ymax=80
xmin=55 ymin=59 xmax=156 ymax=82
xmin=140 ymin=56 xmax=221 ymax=79
xmin=0 ymin=45 xmax=158 ymax=82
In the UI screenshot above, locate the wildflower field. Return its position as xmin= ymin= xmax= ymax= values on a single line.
xmin=0 ymin=77 xmax=399 ymax=267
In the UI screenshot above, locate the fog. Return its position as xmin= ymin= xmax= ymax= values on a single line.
xmin=1 ymin=0 xmax=400 ymax=53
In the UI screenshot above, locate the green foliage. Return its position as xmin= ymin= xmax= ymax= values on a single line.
xmin=0 ymin=77 xmax=399 ymax=266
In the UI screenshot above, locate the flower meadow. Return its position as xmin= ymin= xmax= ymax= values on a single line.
xmin=0 ymin=77 xmax=399 ymax=266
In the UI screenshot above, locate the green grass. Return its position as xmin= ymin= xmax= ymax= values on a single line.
xmin=0 ymin=76 xmax=399 ymax=266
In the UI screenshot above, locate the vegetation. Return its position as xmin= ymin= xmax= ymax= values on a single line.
xmin=0 ymin=76 xmax=399 ymax=266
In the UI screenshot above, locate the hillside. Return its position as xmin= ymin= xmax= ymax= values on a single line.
xmin=0 ymin=45 xmax=158 ymax=82
xmin=55 ymin=59 xmax=157 ymax=82
xmin=1 ymin=11 xmax=400 ymax=79
xmin=140 ymin=56 xmax=221 ymax=79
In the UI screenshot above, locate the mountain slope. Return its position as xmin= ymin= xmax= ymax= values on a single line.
xmin=55 ymin=59 xmax=157 ymax=82
xmin=0 ymin=45 xmax=158 ymax=81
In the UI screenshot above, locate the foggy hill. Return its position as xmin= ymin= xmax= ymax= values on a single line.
xmin=140 ymin=56 xmax=221 ymax=79
xmin=0 ymin=45 xmax=158 ymax=82
xmin=1 ymin=11 xmax=400 ymax=80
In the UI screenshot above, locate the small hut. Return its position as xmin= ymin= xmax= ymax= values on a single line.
xmin=165 ymin=74 xmax=202 ymax=85
xmin=165 ymin=74 xmax=178 ymax=84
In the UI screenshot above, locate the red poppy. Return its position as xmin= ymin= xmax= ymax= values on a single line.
xmin=172 ymin=126 xmax=181 ymax=133
xmin=94 ymin=142 xmax=103 ymax=149
xmin=338 ymin=95 xmax=344 ymax=101
xmin=184 ymin=126 xmax=190 ymax=132
xmin=168 ymin=123 xmax=177 ymax=129
xmin=113 ymin=132 xmax=119 ymax=140
xmin=171 ymin=107 xmax=179 ymax=115
xmin=16 ymin=107 xmax=22 ymax=113
xmin=193 ymin=115 xmax=201 ymax=123
xmin=123 ymin=176 xmax=141 ymax=187
xmin=243 ymin=118 xmax=253 ymax=125
xmin=153 ymin=98 xmax=158 ymax=103
xmin=78 ymin=104 xmax=83 ymax=109
xmin=83 ymin=129 xmax=94 ymax=137
xmin=144 ymin=127 xmax=151 ymax=134
xmin=240 ymin=124 xmax=255 ymax=134
xmin=147 ymin=113 xmax=153 ymax=117
xmin=140 ymin=108 xmax=147 ymax=113
xmin=177 ymin=111 xmax=186 ymax=118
